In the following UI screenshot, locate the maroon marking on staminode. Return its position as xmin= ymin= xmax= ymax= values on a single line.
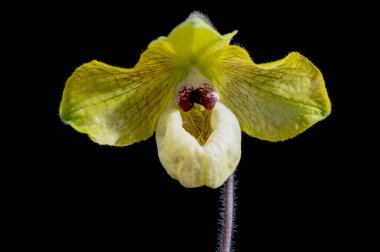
xmin=177 ymin=83 xmax=218 ymax=112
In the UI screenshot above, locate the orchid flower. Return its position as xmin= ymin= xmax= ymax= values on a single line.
xmin=60 ymin=13 xmax=331 ymax=189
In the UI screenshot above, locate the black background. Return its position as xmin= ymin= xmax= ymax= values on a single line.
xmin=12 ymin=1 xmax=365 ymax=251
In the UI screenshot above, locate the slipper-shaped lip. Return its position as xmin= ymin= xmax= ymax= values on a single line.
xmin=156 ymin=102 xmax=241 ymax=188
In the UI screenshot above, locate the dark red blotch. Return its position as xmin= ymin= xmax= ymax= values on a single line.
xmin=177 ymin=84 xmax=218 ymax=112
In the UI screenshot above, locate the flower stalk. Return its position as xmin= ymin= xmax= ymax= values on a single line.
xmin=218 ymin=173 xmax=235 ymax=252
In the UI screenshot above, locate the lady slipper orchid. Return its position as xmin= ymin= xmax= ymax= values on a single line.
xmin=60 ymin=12 xmax=331 ymax=188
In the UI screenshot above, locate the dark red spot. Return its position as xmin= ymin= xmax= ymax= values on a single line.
xmin=177 ymin=83 xmax=218 ymax=112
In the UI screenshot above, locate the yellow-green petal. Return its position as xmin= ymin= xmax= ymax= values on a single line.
xmin=60 ymin=43 xmax=186 ymax=146
xmin=59 ymin=13 xmax=235 ymax=147
xmin=207 ymin=46 xmax=331 ymax=141
xmin=164 ymin=13 xmax=237 ymax=70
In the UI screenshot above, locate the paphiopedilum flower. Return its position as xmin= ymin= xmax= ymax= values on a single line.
xmin=60 ymin=13 xmax=331 ymax=188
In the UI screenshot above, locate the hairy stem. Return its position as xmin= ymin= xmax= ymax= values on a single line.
xmin=218 ymin=173 xmax=235 ymax=252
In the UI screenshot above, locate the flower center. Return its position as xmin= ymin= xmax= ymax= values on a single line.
xmin=180 ymin=103 xmax=212 ymax=145
xmin=177 ymin=84 xmax=218 ymax=112
xmin=175 ymin=68 xmax=219 ymax=112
